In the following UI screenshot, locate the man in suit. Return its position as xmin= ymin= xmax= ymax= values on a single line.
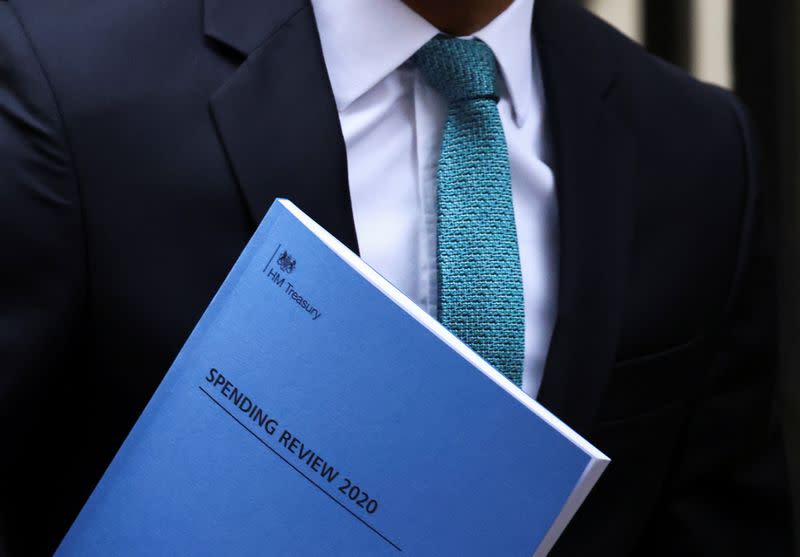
xmin=0 ymin=0 xmax=793 ymax=554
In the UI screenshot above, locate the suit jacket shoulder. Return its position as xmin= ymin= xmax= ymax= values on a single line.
xmin=539 ymin=0 xmax=755 ymax=359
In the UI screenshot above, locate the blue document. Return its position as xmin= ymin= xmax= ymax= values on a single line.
xmin=56 ymin=200 xmax=608 ymax=557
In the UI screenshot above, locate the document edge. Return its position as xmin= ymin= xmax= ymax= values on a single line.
xmin=530 ymin=457 xmax=609 ymax=557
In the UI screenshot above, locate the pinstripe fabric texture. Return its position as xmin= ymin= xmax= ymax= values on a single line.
xmin=413 ymin=36 xmax=525 ymax=386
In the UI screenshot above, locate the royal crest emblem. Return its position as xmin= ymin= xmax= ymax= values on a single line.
xmin=277 ymin=250 xmax=296 ymax=273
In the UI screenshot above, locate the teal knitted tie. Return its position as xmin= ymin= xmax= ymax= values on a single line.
xmin=414 ymin=36 xmax=525 ymax=386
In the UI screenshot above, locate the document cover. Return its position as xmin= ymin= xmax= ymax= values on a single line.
xmin=55 ymin=200 xmax=609 ymax=556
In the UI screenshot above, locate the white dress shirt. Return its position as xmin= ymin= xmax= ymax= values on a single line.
xmin=311 ymin=0 xmax=558 ymax=398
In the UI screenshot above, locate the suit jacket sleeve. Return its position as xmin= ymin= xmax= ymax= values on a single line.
xmin=646 ymin=93 xmax=795 ymax=555
xmin=0 ymin=5 xmax=87 ymax=555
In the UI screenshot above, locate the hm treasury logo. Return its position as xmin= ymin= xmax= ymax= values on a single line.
xmin=277 ymin=250 xmax=296 ymax=273
xmin=264 ymin=245 xmax=322 ymax=321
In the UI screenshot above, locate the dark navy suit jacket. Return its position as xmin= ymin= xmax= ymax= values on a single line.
xmin=0 ymin=0 xmax=793 ymax=554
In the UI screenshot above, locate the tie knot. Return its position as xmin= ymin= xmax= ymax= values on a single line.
xmin=413 ymin=35 xmax=498 ymax=102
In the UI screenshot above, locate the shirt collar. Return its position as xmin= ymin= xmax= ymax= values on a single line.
xmin=311 ymin=0 xmax=536 ymax=127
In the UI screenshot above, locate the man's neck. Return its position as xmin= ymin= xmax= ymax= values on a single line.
xmin=402 ymin=0 xmax=515 ymax=36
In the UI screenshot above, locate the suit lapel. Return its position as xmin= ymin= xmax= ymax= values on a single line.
xmin=534 ymin=0 xmax=636 ymax=435
xmin=205 ymin=0 xmax=359 ymax=253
